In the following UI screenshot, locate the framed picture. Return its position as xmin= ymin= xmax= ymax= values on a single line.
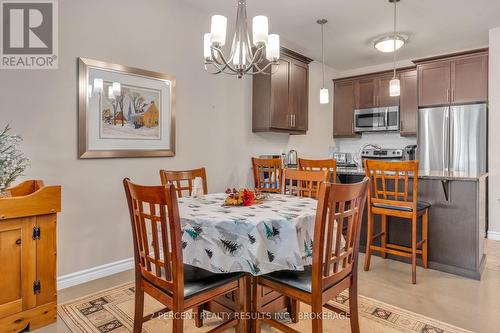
xmin=78 ymin=58 xmax=176 ymax=158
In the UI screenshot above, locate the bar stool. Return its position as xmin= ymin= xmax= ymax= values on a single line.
xmin=363 ymin=160 xmax=430 ymax=284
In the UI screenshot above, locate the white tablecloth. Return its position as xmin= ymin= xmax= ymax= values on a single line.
xmin=178 ymin=193 xmax=319 ymax=275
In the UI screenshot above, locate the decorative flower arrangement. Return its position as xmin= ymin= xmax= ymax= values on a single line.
xmin=0 ymin=125 xmax=29 ymax=194
xmin=224 ymin=188 xmax=255 ymax=206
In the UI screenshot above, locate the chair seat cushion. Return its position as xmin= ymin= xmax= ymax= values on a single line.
xmin=183 ymin=265 xmax=244 ymax=299
xmin=373 ymin=201 xmax=431 ymax=212
xmin=263 ymin=266 xmax=313 ymax=293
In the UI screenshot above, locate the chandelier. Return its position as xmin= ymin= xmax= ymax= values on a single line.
xmin=203 ymin=0 xmax=280 ymax=78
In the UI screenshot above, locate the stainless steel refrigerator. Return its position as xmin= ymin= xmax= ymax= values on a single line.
xmin=417 ymin=103 xmax=487 ymax=173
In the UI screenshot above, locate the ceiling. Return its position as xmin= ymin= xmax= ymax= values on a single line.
xmin=184 ymin=0 xmax=500 ymax=70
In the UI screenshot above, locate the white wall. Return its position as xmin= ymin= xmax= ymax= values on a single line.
xmin=0 ymin=0 xmax=338 ymax=277
xmin=488 ymin=27 xmax=500 ymax=240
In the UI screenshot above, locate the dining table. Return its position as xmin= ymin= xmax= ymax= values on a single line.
xmin=177 ymin=192 xmax=320 ymax=276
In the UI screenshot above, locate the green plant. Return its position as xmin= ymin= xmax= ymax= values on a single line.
xmin=0 ymin=125 xmax=29 ymax=191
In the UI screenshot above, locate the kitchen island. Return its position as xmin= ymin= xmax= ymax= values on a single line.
xmin=337 ymin=167 xmax=488 ymax=280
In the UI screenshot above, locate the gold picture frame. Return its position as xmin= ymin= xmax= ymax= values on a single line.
xmin=78 ymin=57 xmax=176 ymax=158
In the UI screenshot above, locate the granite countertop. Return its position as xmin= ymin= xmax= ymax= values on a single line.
xmin=336 ymin=167 xmax=488 ymax=181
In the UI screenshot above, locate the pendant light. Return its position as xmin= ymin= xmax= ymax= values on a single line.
xmin=389 ymin=0 xmax=401 ymax=97
xmin=318 ymin=19 xmax=329 ymax=104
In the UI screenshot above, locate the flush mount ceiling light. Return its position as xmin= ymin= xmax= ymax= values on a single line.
xmin=373 ymin=34 xmax=407 ymax=53
xmin=203 ymin=0 xmax=280 ymax=79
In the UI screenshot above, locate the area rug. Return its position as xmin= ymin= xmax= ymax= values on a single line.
xmin=58 ymin=282 xmax=472 ymax=333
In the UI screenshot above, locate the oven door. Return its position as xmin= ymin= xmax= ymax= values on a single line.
xmin=354 ymin=108 xmax=388 ymax=132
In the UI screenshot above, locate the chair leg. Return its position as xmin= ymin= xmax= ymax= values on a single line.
xmin=364 ymin=212 xmax=374 ymax=271
xmin=235 ymin=276 xmax=248 ymax=333
xmin=348 ymin=280 xmax=360 ymax=333
xmin=252 ymin=277 xmax=260 ymax=333
xmin=381 ymin=215 xmax=387 ymax=259
xmin=422 ymin=210 xmax=429 ymax=269
xmin=193 ymin=305 xmax=203 ymax=328
xmin=172 ymin=310 xmax=183 ymax=333
xmin=311 ymin=300 xmax=323 ymax=333
xmin=411 ymin=214 xmax=417 ymax=284
xmin=133 ymin=283 xmax=144 ymax=333
xmin=287 ymin=298 xmax=300 ymax=323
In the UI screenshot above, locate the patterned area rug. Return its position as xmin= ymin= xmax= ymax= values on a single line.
xmin=58 ymin=282 xmax=473 ymax=333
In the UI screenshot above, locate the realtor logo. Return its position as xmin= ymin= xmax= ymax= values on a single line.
xmin=1 ymin=0 xmax=58 ymax=69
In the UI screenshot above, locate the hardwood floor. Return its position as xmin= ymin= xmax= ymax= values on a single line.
xmin=35 ymin=240 xmax=500 ymax=333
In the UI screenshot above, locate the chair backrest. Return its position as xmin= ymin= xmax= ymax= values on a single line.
xmin=123 ymin=178 xmax=184 ymax=296
xmin=311 ymin=178 xmax=369 ymax=293
xmin=251 ymin=157 xmax=282 ymax=193
xmin=364 ymin=160 xmax=419 ymax=210
xmin=298 ymin=158 xmax=337 ymax=183
xmin=159 ymin=168 xmax=208 ymax=198
xmin=282 ymin=169 xmax=329 ymax=199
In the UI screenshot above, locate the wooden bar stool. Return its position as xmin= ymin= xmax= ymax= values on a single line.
xmin=363 ymin=160 xmax=430 ymax=284
xmin=252 ymin=157 xmax=282 ymax=193
xmin=298 ymin=158 xmax=337 ymax=183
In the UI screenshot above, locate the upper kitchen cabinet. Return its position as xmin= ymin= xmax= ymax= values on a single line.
xmin=355 ymin=77 xmax=377 ymax=109
xmin=252 ymin=47 xmax=313 ymax=134
xmin=378 ymin=75 xmax=401 ymax=107
xmin=417 ymin=50 xmax=488 ymax=107
xmin=354 ymin=75 xmax=400 ymax=109
xmin=452 ymin=54 xmax=488 ymax=104
xmin=333 ymin=80 xmax=357 ymax=138
xmin=399 ymin=70 xmax=418 ymax=136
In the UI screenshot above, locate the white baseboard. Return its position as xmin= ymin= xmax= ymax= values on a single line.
xmin=487 ymin=231 xmax=500 ymax=241
xmin=57 ymin=257 xmax=134 ymax=290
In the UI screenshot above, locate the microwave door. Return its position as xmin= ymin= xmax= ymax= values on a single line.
xmin=355 ymin=108 xmax=386 ymax=131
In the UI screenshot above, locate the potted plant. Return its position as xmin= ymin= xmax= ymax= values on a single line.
xmin=0 ymin=125 xmax=29 ymax=197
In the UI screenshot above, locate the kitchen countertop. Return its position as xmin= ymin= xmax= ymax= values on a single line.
xmin=336 ymin=166 xmax=488 ymax=181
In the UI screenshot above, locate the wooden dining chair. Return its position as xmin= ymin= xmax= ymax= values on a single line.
xmin=159 ymin=168 xmax=208 ymax=197
xmin=253 ymin=178 xmax=370 ymax=333
xmin=298 ymin=158 xmax=337 ymax=183
xmin=123 ymin=178 xmax=247 ymax=333
xmin=363 ymin=160 xmax=430 ymax=284
xmin=282 ymin=169 xmax=329 ymax=199
xmin=252 ymin=157 xmax=282 ymax=193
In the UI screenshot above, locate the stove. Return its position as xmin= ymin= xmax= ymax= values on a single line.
xmin=361 ymin=148 xmax=404 ymax=161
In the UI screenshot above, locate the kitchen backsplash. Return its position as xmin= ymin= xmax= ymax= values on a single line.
xmin=334 ymin=132 xmax=417 ymax=155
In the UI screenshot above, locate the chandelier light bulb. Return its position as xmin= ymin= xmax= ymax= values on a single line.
xmin=204 ymin=33 xmax=212 ymax=60
xmin=210 ymin=15 xmax=227 ymax=46
xmin=252 ymin=15 xmax=268 ymax=46
xmin=266 ymin=34 xmax=280 ymax=61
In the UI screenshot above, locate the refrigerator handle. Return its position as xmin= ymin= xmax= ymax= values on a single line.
xmin=444 ymin=108 xmax=450 ymax=172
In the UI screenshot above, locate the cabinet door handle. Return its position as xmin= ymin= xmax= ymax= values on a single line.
xmin=292 ymin=114 xmax=296 ymax=128
xmin=400 ymin=120 xmax=403 ymax=130
xmin=447 ymin=89 xmax=450 ymax=103
xmin=451 ymin=88 xmax=455 ymax=102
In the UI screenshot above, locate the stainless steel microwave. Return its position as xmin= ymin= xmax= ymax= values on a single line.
xmin=353 ymin=106 xmax=399 ymax=132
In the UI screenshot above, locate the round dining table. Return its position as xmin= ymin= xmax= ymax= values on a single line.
xmin=177 ymin=193 xmax=319 ymax=276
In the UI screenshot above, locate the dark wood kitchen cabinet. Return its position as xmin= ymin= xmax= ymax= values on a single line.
xmin=252 ymin=47 xmax=313 ymax=134
xmin=354 ymin=75 xmax=400 ymax=109
xmin=333 ymin=80 xmax=357 ymax=137
xmin=417 ymin=50 xmax=488 ymax=107
xmin=399 ymin=70 xmax=418 ymax=136
xmin=355 ymin=78 xmax=377 ymax=109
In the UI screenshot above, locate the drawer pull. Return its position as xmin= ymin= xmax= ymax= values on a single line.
xmin=16 ymin=239 xmax=21 ymax=245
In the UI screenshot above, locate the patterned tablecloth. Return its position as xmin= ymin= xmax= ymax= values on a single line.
xmin=178 ymin=193 xmax=321 ymax=276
